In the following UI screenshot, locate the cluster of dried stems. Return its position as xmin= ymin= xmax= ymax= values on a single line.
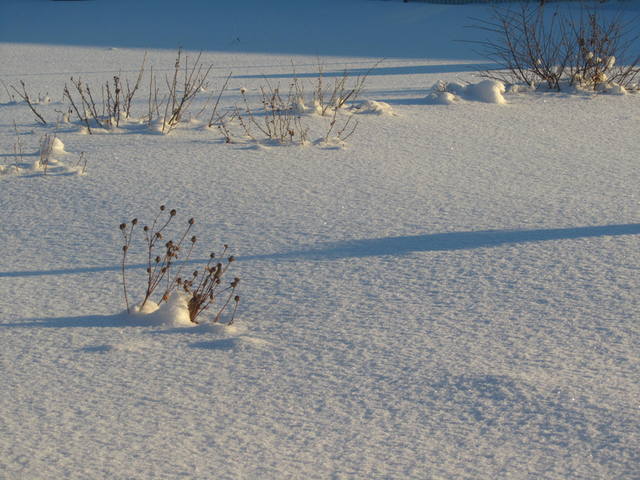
xmin=57 ymin=49 xmax=221 ymax=134
xmin=473 ymin=3 xmax=640 ymax=91
xmin=314 ymin=63 xmax=377 ymax=115
xmin=38 ymin=133 xmax=54 ymax=174
xmin=228 ymin=80 xmax=309 ymax=144
xmin=119 ymin=206 xmax=240 ymax=325
xmin=10 ymin=51 xmax=378 ymax=145
xmin=216 ymin=63 xmax=375 ymax=145
xmin=63 ymin=54 xmax=146 ymax=133
xmin=148 ymin=49 xmax=214 ymax=133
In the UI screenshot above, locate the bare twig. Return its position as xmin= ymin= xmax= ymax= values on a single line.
xmin=11 ymin=81 xmax=47 ymax=125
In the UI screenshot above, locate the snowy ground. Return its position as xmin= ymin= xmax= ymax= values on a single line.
xmin=1 ymin=1 xmax=639 ymax=479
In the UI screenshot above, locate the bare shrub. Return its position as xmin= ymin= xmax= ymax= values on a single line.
xmin=61 ymin=50 xmax=215 ymax=134
xmin=313 ymin=62 xmax=379 ymax=115
xmin=566 ymin=9 xmax=640 ymax=89
xmin=243 ymin=80 xmax=309 ymax=144
xmin=156 ymin=49 xmax=213 ymax=133
xmin=472 ymin=3 xmax=640 ymax=91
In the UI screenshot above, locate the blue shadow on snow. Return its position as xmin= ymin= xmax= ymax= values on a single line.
xmin=0 ymin=223 xmax=638 ymax=278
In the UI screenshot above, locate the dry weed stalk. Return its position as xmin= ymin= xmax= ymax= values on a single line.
xmin=38 ymin=133 xmax=54 ymax=174
xmin=2 ymin=80 xmax=16 ymax=104
xmin=206 ymin=71 xmax=233 ymax=127
xmin=158 ymin=49 xmax=213 ymax=133
xmin=11 ymin=81 xmax=47 ymax=125
xmin=12 ymin=121 xmax=24 ymax=164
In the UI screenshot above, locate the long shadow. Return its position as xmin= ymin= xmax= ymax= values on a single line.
xmin=234 ymin=63 xmax=498 ymax=80
xmin=0 ymin=313 xmax=152 ymax=329
xmin=1 ymin=224 xmax=638 ymax=278
xmin=278 ymin=223 xmax=640 ymax=260
xmin=0 ymin=0 xmax=491 ymax=60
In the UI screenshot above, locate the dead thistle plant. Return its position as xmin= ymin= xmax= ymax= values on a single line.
xmin=119 ymin=206 xmax=241 ymax=324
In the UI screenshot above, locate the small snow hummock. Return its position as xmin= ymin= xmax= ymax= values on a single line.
xmin=465 ymin=80 xmax=507 ymax=104
xmin=50 ymin=137 xmax=67 ymax=155
xmin=351 ymin=99 xmax=395 ymax=115
xmin=426 ymin=80 xmax=507 ymax=105
xmin=131 ymin=293 xmax=193 ymax=326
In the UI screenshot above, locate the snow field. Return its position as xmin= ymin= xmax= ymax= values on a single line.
xmin=1 ymin=1 xmax=640 ymax=478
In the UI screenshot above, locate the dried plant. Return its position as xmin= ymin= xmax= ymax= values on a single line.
xmin=235 ymin=81 xmax=309 ymax=145
xmin=471 ymin=3 xmax=640 ymax=91
xmin=178 ymin=247 xmax=240 ymax=324
xmin=206 ymin=71 xmax=233 ymax=128
xmin=63 ymin=79 xmax=97 ymax=133
xmin=565 ymin=9 xmax=640 ymax=89
xmin=1 ymin=80 xmax=16 ymax=104
xmin=38 ymin=133 xmax=55 ymax=174
xmin=157 ymin=49 xmax=213 ymax=133
xmin=313 ymin=61 xmax=379 ymax=115
xmin=119 ymin=206 xmax=241 ymax=324
xmin=323 ymin=106 xmax=359 ymax=144
xmin=75 ymin=151 xmax=88 ymax=175
xmin=11 ymin=80 xmax=47 ymax=125
xmin=12 ymin=121 xmax=24 ymax=164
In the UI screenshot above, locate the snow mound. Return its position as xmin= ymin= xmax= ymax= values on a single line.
xmin=143 ymin=293 xmax=194 ymax=326
xmin=351 ymin=99 xmax=395 ymax=115
xmin=50 ymin=137 xmax=67 ymax=155
xmin=425 ymin=91 xmax=458 ymax=105
xmin=426 ymin=80 xmax=507 ymax=105
xmin=465 ymin=80 xmax=507 ymax=104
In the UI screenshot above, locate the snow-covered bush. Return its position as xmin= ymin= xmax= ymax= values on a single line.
xmin=473 ymin=3 xmax=640 ymax=91
xmin=119 ymin=206 xmax=240 ymax=324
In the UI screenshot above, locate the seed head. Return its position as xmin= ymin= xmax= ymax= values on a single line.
xmin=155 ymin=232 xmax=162 ymax=239
xmin=188 ymin=218 xmax=195 ymax=225
xmin=228 ymin=255 xmax=235 ymax=263
xmin=119 ymin=223 xmax=126 ymax=230
xmin=234 ymin=295 xmax=240 ymax=303
xmin=193 ymin=270 xmax=198 ymax=277
xmin=191 ymin=235 xmax=197 ymax=243
xmin=155 ymin=256 xmax=161 ymax=263
xmin=170 ymin=209 xmax=177 ymax=216
xmin=122 ymin=245 xmax=128 ymax=252
xmin=210 ymin=252 xmax=215 ymax=258
xmin=131 ymin=218 xmax=138 ymax=226
xmin=160 ymin=205 xmax=165 ymax=211
xmin=143 ymin=225 xmax=149 ymax=232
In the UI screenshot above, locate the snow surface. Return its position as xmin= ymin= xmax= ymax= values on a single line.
xmin=1 ymin=1 xmax=639 ymax=479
